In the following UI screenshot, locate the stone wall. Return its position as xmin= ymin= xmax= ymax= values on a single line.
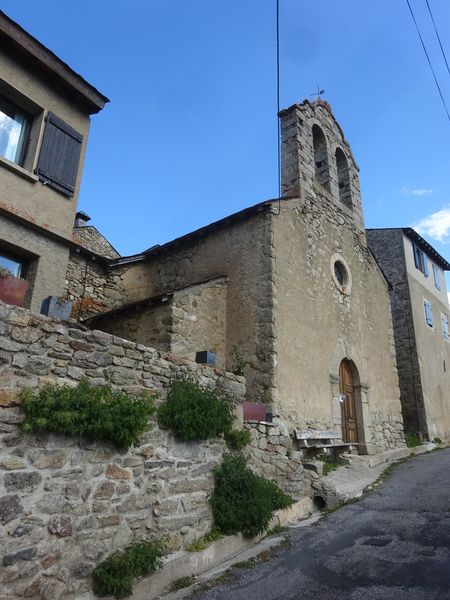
xmin=72 ymin=227 xmax=120 ymax=259
xmin=102 ymin=211 xmax=277 ymax=404
xmin=64 ymin=252 xmax=127 ymax=320
xmin=92 ymin=278 xmax=228 ymax=370
xmin=0 ymin=301 xmax=310 ymax=599
xmin=244 ymin=420 xmax=309 ymax=500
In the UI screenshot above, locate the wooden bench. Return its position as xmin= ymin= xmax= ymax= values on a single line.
xmin=294 ymin=429 xmax=356 ymax=454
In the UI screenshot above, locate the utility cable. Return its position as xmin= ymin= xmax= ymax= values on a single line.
xmin=276 ymin=0 xmax=281 ymax=204
xmin=406 ymin=0 xmax=450 ymax=121
xmin=425 ymin=0 xmax=450 ymax=75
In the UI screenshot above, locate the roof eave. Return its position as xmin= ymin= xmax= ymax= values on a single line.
xmin=0 ymin=11 xmax=109 ymax=114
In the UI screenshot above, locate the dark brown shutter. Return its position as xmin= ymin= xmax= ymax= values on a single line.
xmin=36 ymin=112 xmax=83 ymax=197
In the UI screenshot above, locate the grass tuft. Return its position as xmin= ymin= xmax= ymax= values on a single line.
xmin=92 ymin=540 xmax=163 ymax=598
xmin=186 ymin=529 xmax=222 ymax=552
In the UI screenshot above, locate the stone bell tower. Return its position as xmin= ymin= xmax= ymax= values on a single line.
xmin=279 ymin=99 xmax=365 ymax=237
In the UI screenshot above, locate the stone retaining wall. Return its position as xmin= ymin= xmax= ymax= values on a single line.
xmin=0 ymin=301 xmax=310 ymax=599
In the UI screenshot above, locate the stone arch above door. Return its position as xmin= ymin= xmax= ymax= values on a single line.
xmin=329 ymin=354 xmax=370 ymax=453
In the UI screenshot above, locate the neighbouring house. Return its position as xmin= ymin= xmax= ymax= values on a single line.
xmin=367 ymin=228 xmax=450 ymax=442
xmin=0 ymin=11 xmax=108 ymax=312
xmin=78 ymin=99 xmax=406 ymax=454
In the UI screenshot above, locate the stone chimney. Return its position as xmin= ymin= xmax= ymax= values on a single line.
xmin=74 ymin=211 xmax=91 ymax=228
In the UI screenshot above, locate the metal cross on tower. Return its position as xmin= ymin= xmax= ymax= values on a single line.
xmin=310 ymin=85 xmax=325 ymax=100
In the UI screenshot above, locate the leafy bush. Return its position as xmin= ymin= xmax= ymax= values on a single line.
xmin=186 ymin=529 xmax=222 ymax=552
xmin=405 ymin=432 xmax=421 ymax=448
xmin=92 ymin=541 xmax=163 ymax=598
xmin=158 ymin=376 xmax=234 ymax=441
xmin=224 ymin=429 xmax=251 ymax=450
xmin=22 ymin=379 xmax=156 ymax=449
xmin=210 ymin=453 xmax=293 ymax=537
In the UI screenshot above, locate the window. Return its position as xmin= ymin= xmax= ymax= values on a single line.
xmin=36 ymin=112 xmax=83 ymax=197
xmin=335 ymin=147 xmax=351 ymax=209
xmin=0 ymin=94 xmax=30 ymax=166
xmin=413 ymin=243 xmax=429 ymax=277
xmin=424 ymin=300 xmax=433 ymax=327
xmin=312 ymin=124 xmax=330 ymax=191
xmin=432 ymin=264 xmax=442 ymax=290
xmin=0 ymin=251 xmax=27 ymax=279
xmin=442 ymin=314 xmax=449 ymax=341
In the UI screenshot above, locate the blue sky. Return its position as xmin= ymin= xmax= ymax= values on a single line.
xmin=3 ymin=1 xmax=450 ymax=264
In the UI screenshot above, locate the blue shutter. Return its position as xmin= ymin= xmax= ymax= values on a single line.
xmin=424 ymin=301 xmax=433 ymax=327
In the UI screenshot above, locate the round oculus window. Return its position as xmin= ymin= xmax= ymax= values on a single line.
xmin=334 ymin=261 xmax=347 ymax=287
xmin=330 ymin=254 xmax=352 ymax=295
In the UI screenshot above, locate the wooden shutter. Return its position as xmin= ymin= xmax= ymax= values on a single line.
xmin=36 ymin=112 xmax=83 ymax=197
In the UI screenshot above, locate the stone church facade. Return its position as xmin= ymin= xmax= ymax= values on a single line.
xmin=69 ymin=100 xmax=405 ymax=454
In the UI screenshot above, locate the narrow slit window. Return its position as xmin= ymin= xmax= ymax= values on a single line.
xmin=335 ymin=147 xmax=351 ymax=209
xmin=312 ymin=124 xmax=330 ymax=191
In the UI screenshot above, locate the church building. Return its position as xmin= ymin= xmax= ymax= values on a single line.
xmin=81 ymin=99 xmax=405 ymax=454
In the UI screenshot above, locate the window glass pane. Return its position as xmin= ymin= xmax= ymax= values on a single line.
xmin=0 ymin=95 xmax=29 ymax=165
xmin=433 ymin=264 xmax=441 ymax=290
xmin=424 ymin=301 xmax=433 ymax=326
xmin=442 ymin=315 xmax=449 ymax=341
xmin=0 ymin=254 xmax=23 ymax=278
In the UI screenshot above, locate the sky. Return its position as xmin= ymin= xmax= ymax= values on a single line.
xmin=3 ymin=1 xmax=450 ymax=268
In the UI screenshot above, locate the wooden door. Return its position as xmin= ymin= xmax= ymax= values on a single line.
xmin=339 ymin=360 xmax=358 ymax=443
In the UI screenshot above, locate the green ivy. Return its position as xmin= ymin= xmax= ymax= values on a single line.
xmin=224 ymin=429 xmax=252 ymax=450
xmin=158 ymin=376 xmax=234 ymax=441
xmin=92 ymin=541 xmax=163 ymax=598
xmin=405 ymin=432 xmax=421 ymax=448
xmin=210 ymin=453 xmax=293 ymax=537
xmin=22 ymin=379 xmax=156 ymax=449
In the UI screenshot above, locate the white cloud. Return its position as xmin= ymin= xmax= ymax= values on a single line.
xmin=414 ymin=207 xmax=450 ymax=242
xmin=412 ymin=188 xmax=434 ymax=196
xmin=401 ymin=186 xmax=434 ymax=196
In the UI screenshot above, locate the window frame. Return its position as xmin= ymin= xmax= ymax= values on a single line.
xmin=0 ymin=93 xmax=31 ymax=166
xmin=441 ymin=314 xmax=449 ymax=341
xmin=424 ymin=299 xmax=434 ymax=328
xmin=432 ymin=264 xmax=442 ymax=290
xmin=0 ymin=249 xmax=28 ymax=279
xmin=0 ymin=78 xmax=45 ymax=176
xmin=413 ymin=243 xmax=429 ymax=277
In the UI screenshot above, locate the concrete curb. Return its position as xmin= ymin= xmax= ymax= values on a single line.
xmin=131 ymin=498 xmax=312 ymax=599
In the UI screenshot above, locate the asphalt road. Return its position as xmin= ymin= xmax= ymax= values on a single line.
xmin=192 ymin=448 xmax=450 ymax=600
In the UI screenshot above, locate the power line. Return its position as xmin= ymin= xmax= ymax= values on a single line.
xmin=405 ymin=0 xmax=450 ymax=121
xmin=276 ymin=0 xmax=281 ymax=200
xmin=425 ymin=0 xmax=450 ymax=75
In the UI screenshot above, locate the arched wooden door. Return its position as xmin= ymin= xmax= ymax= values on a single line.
xmin=339 ymin=359 xmax=359 ymax=443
